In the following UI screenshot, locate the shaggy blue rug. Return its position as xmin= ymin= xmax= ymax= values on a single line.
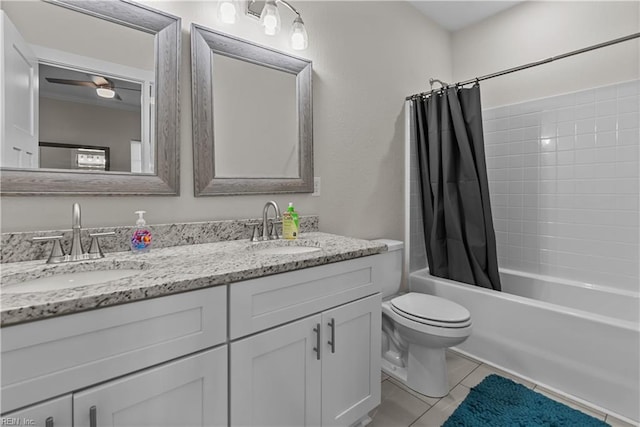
xmin=443 ymin=374 xmax=609 ymax=427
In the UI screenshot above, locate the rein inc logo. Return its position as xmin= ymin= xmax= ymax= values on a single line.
xmin=0 ymin=418 xmax=35 ymax=426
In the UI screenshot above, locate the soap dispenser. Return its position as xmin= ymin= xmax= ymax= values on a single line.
xmin=131 ymin=211 xmax=152 ymax=253
xmin=282 ymin=202 xmax=299 ymax=240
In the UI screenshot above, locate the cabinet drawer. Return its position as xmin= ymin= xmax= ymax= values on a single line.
xmin=1 ymin=285 xmax=226 ymax=413
xmin=230 ymin=255 xmax=381 ymax=339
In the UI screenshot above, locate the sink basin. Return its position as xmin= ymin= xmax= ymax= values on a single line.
xmin=1 ymin=269 xmax=141 ymax=294
xmin=253 ymin=246 xmax=322 ymax=255
xmin=248 ymin=240 xmax=322 ymax=255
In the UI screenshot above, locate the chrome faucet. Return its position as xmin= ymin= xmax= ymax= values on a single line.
xmin=262 ymin=200 xmax=281 ymax=241
xmin=32 ymin=203 xmax=115 ymax=264
xmin=69 ymin=203 xmax=85 ymax=261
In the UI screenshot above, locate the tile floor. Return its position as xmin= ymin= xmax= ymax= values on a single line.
xmin=369 ymin=350 xmax=637 ymax=427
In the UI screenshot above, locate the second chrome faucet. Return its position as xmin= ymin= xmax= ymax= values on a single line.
xmin=248 ymin=200 xmax=282 ymax=242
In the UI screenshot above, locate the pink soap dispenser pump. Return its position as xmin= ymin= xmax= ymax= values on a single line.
xmin=131 ymin=210 xmax=152 ymax=254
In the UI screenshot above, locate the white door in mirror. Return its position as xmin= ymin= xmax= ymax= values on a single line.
xmin=1 ymin=11 xmax=39 ymax=168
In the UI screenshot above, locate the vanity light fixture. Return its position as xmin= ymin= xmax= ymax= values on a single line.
xmin=96 ymin=87 xmax=116 ymax=99
xmin=289 ymin=15 xmax=308 ymax=50
xmin=259 ymin=0 xmax=281 ymax=35
xmin=227 ymin=0 xmax=308 ymax=50
xmin=217 ymin=0 xmax=238 ymax=24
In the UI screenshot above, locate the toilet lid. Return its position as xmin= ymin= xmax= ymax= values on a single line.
xmin=391 ymin=293 xmax=471 ymax=324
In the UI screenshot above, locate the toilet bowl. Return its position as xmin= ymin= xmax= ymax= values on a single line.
xmin=374 ymin=239 xmax=472 ymax=398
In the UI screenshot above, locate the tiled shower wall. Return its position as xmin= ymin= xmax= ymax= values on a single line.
xmin=409 ymin=80 xmax=639 ymax=293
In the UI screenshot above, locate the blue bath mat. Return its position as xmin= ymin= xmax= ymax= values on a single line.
xmin=443 ymin=374 xmax=609 ymax=427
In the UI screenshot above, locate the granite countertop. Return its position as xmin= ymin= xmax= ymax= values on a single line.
xmin=0 ymin=232 xmax=387 ymax=327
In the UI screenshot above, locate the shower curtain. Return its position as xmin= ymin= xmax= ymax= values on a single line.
xmin=412 ymin=84 xmax=501 ymax=291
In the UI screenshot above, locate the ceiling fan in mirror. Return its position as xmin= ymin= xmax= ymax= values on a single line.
xmin=45 ymin=75 xmax=141 ymax=100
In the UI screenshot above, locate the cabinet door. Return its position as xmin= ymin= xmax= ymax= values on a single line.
xmin=231 ymin=314 xmax=322 ymax=426
xmin=321 ymin=294 xmax=381 ymax=426
xmin=2 ymin=395 xmax=71 ymax=427
xmin=73 ymin=347 xmax=227 ymax=427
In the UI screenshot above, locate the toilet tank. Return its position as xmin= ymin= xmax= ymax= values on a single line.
xmin=372 ymin=239 xmax=404 ymax=299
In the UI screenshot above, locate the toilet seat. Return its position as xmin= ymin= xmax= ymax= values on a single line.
xmin=390 ymin=293 xmax=472 ymax=329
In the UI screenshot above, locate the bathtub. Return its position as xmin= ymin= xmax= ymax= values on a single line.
xmin=409 ymin=268 xmax=640 ymax=423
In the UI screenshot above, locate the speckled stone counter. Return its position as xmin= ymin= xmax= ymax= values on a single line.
xmin=1 ymin=216 xmax=319 ymax=263
xmin=0 ymin=232 xmax=387 ymax=326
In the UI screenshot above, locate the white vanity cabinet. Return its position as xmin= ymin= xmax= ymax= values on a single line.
xmin=2 ymin=251 xmax=384 ymax=427
xmin=73 ymin=346 xmax=227 ymax=427
xmin=229 ymin=255 xmax=382 ymax=426
xmin=2 ymin=395 xmax=72 ymax=427
xmin=1 ymin=286 xmax=228 ymax=426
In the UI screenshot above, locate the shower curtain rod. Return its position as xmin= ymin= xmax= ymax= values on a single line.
xmin=405 ymin=32 xmax=640 ymax=100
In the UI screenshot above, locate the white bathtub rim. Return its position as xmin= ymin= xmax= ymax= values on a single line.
xmin=410 ymin=268 xmax=639 ymax=332
xmin=449 ymin=347 xmax=640 ymax=426
xmin=499 ymin=267 xmax=640 ymax=300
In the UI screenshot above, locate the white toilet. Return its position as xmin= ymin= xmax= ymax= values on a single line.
xmin=375 ymin=239 xmax=472 ymax=398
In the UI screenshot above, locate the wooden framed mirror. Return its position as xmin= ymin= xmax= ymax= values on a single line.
xmin=0 ymin=0 xmax=180 ymax=195
xmin=191 ymin=24 xmax=313 ymax=196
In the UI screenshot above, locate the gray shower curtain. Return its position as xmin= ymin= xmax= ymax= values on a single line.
xmin=413 ymin=84 xmax=501 ymax=291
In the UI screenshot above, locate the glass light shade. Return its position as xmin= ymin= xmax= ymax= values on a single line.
xmin=290 ymin=16 xmax=308 ymax=50
xmin=96 ymin=87 xmax=115 ymax=98
xmin=217 ymin=0 xmax=237 ymax=24
xmin=259 ymin=0 xmax=281 ymax=35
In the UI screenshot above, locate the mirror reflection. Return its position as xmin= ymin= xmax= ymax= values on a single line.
xmin=212 ymin=53 xmax=298 ymax=179
xmin=39 ymin=142 xmax=110 ymax=171
xmin=0 ymin=0 xmax=155 ymax=173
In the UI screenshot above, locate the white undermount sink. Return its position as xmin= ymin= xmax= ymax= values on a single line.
xmin=1 ymin=269 xmax=141 ymax=294
xmin=253 ymin=246 xmax=322 ymax=255
xmin=248 ymin=240 xmax=322 ymax=255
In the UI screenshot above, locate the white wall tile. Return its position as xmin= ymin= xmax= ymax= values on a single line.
xmin=575 ymin=89 xmax=595 ymax=105
xmin=596 ymin=131 xmax=616 ymax=147
xmin=573 ymin=165 xmax=594 ymax=179
xmin=556 ymin=122 xmax=575 ymax=137
xmin=575 ymin=133 xmax=596 ymax=149
xmin=596 ymin=116 xmax=618 ymax=132
xmin=616 ymin=145 xmax=640 ymax=162
xmin=617 ymin=96 xmax=638 ymax=114
xmin=617 ymin=129 xmax=638 ymax=145
xmin=480 ymin=80 xmax=639 ymax=292
xmin=576 ymin=118 xmax=596 ymax=135
xmin=617 ymin=80 xmax=640 ymax=97
xmin=596 ymin=146 xmax=617 ymax=163
xmin=619 ymin=112 xmax=640 ymax=130
xmin=557 ymin=135 xmax=575 ymax=151
xmin=574 ymin=104 xmax=596 ymax=119
xmin=595 ymin=164 xmax=617 ymax=178
xmin=596 ymin=100 xmax=617 ymax=116
xmin=556 ymin=150 xmax=575 ymax=165
xmin=596 ymin=85 xmax=617 ymax=100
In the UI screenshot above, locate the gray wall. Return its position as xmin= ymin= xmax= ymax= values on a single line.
xmin=1 ymin=0 xmax=154 ymax=70
xmin=451 ymin=1 xmax=639 ymax=108
xmin=1 ymin=1 xmax=451 ymax=236
xmin=39 ymin=97 xmax=141 ymax=172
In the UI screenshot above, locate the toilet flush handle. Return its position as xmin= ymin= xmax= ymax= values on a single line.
xmin=327 ymin=318 xmax=336 ymax=354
